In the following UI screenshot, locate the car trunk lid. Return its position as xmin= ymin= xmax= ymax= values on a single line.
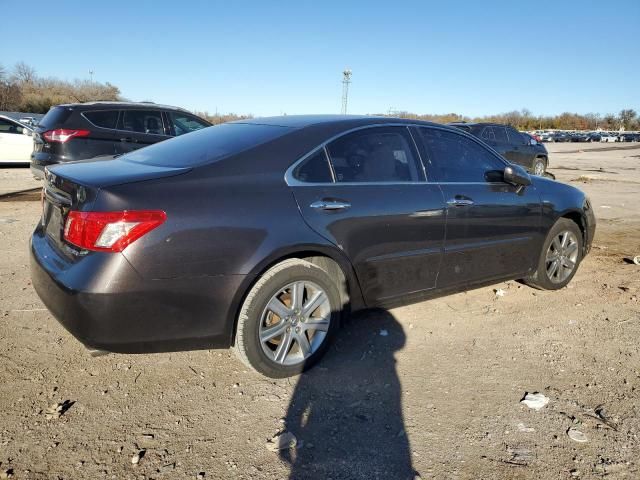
xmin=41 ymin=158 xmax=190 ymax=252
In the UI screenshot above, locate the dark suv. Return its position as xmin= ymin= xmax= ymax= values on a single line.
xmin=450 ymin=122 xmax=549 ymax=176
xmin=31 ymin=102 xmax=211 ymax=179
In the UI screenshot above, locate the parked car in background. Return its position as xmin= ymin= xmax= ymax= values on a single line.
xmin=570 ymin=132 xmax=590 ymax=142
xmin=620 ymin=132 xmax=639 ymax=142
xmin=586 ymin=132 xmax=602 ymax=142
xmin=31 ymin=102 xmax=211 ymax=179
xmin=548 ymin=131 xmax=572 ymax=143
xmin=600 ymin=132 xmax=617 ymax=142
xmin=0 ymin=115 xmax=35 ymax=164
xmin=449 ymin=122 xmax=549 ymax=175
xmin=31 ymin=115 xmax=595 ymax=377
xmin=19 ymin=116 xmax=40 ymax=127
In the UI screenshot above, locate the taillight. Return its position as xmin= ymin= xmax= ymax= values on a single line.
xmin=43 ymin=129 xmax=91 ymax=143
xmin=63 ymin=210 xmax=167 ymax=252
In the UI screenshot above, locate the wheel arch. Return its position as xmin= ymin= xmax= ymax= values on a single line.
xmin=228 ymin=244 xmax=365 ymax=346
xmin=559 ymin=209 xmax=588 ymax=253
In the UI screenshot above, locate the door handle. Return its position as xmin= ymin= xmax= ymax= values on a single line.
xmin=310 ymin=199 xmax=351 ymax=211
xmin=120 ymin=137 xmax=137 ymax=143
xmin=446 ymin=198 xmax=474 ymax=207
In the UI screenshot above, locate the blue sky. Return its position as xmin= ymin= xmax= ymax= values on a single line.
xmin=2 ymin=0 xmax=638 ymax=117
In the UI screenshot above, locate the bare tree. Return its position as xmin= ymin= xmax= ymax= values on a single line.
xmin=619 ymin=109 xmax=637 ymax=129
xmin=13 ymin=62 xmax=37 ymax=84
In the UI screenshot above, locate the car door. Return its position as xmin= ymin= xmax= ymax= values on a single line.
xmin=506 ymin=127 xmax=532 ymax=169
xmin=289 ymin=126 xmax=446 ymax=304
xmin=0 ymin=118 xmax=33 ymax=162
xmin=115 ymin=109 xmax=171 ymax=154
xmin=414 ymin=126 xmax=542 ymax=288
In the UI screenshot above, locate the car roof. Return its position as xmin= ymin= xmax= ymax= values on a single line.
xmin=55 ymin=101 xmax=190 ymax=112
xmin=233 ymin=114 xmax=444 ymax=129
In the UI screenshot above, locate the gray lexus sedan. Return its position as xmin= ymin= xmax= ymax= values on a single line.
xmin=31 ymin=115 xmax=595 ymax=377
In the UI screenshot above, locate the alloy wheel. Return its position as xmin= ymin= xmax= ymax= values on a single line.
xmin=259 ymin=281 xmax=331 ymax=365
xmin=545 ymin=230 xmax=579 ymax=283
xmin=534 ymin=160 xmax=545 ymax=176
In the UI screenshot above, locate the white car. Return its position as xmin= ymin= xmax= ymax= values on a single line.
xmin=600 ymin=133 xmax=618 ymax=143
xmin=0 ymin=115 xmax=34 ymax=163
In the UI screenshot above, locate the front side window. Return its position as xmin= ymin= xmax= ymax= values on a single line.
xmin=0 ymin=118 xmax=25 ymax=134
xmin=326 ymin=127 xmax=420 ymax=183
xmin=167 ymin=111 xmax=210 ymax=136
xmin=293 ymin=149 xmax=333 ymax=183
xmin=83 ymin=110 xmax=118 ymax=129
xmin=120 ymin=110 xmax=165 ymax=135
xmin=418 ymin=128 xmax=505 ymax=183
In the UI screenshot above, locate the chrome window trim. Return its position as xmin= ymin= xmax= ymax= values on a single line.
xmin=285 ymin=122 xmax=510 ymax=187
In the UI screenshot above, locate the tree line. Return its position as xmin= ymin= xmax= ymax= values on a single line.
xmin=382 ymin=108 xmax=639 ymax=131
xmin=0 ymin=62 xmax=121 ymax=113
xmin=1 ymin=62 xmax=637 ymax=130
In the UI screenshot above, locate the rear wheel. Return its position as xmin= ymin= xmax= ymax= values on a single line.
xmin=234 ymin=259 xmax=341 ymax=378
xmin=533 ymin=158 xmax=546 ymax=176
xmin=525 ymin=218 xmax=582 ymax=290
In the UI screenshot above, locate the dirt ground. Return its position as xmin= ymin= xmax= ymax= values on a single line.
xmin=0 ymin=143 xmax=639 ymax=479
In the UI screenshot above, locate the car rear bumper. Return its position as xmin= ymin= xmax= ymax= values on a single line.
xmin=30 ymin=228 xmax=247 ymax=353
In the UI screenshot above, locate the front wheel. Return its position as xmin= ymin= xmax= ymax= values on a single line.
xmin=533 ymin=158 xmax=546 ymax=176
xmin=524 ymin=218 xmax=583 ymax=290
xmin=233 ymin=259 xmax=341 ymax=378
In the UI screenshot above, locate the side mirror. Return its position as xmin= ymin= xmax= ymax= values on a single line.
xmin=22 ymin=128 xmax=32 ymax=136
xmin=504 ymin=165 xmax=531 ymax=187
xmin=529 ymin=138 xmax=537 ymax=145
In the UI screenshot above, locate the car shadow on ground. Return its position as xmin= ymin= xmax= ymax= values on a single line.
xmin=280 ymin=308 xmax=418 ymax=480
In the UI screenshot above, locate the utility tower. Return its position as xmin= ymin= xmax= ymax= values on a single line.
xmin=341 ymin=69 xmax=352 ymax=115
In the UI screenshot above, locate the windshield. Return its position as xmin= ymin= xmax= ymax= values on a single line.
xmin=123 ymin=122 xmax=292 ymax=167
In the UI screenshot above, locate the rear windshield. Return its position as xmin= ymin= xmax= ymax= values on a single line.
xmin=123 ymin=122 xmax=292 ymax=167
xmin=38 ymin=106 xmax=73 ymax=128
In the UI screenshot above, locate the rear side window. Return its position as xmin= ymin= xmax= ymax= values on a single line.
xmin=83 ymin=110 xmax=118 ymax=129
xmin=124 ymin=122 xmax=292 ymax=167
xmin=481 ymin=127 xmax=496 ymax=141
xmin=326 ymin=127 xmax=420 ymax=183
xmin=167 ymin=111 xmax=210 ymax=136
xmin=38 ymin=107 xmax=73 ymax=129
xmin=493 ymin=126 xmax=509 ymax=143
xmin=418 ymin=128 xmax=505 ymax=183
xmin=507 ymin=128 xmax=526 ymax=145
xmin=121 ymin=110 xmax=165 ymax=135
xmin=293 ymin=149 xmax=333 ymax=183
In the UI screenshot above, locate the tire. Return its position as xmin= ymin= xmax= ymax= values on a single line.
xmin=525 ymin=218 xmax=583 ymax=290
xmin=532 ymin=158 xmax=546 ymax=176
xmin=233 ymin=258 xmax=341 ymax=378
